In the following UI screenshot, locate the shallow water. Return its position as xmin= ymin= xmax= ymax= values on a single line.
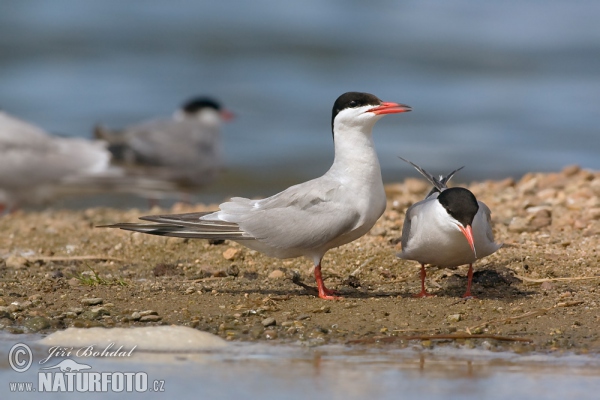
xmin=1 ymin=332 xmax=599 ymax=399
xmin=1 ymin=1 xmax=600 ymax=207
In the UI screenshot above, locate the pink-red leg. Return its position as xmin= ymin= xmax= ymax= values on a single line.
xmin=462 ymin=264 xmax=476 ymax=298
xmin=413 ymin=264 xmax=435 ymax=298
xmin=314 ymin=262 xmax=341 ymax=300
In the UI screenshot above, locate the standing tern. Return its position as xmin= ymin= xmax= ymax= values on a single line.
xmin=0 ymin=110 xmax=111 ymax=212
xmin=104 ymin=92 xmax=411 ymax=300
xmin=397 ymin=158 xmax=501 ymax=298
xmin=94 ymin=97 xmax=233 ymax=189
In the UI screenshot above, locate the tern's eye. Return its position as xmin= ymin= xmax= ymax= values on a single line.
xmin=349 ymin=100 xmax=358 ymax=107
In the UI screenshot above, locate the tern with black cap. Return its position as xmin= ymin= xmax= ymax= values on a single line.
xmin=94 ymin=96 xmax=233 ymax=189
xmin=103 ymin=92 xmax=411 ymax=300
xmin=397 ymin=158 xmax=501 ymax=298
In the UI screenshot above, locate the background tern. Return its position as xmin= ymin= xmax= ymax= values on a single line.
xmin=0 ymin=110 xmax=112 ymax=212
xmin=104 ymin=92 xmax=411 ymax=300
xmin=94 ymin=97 xmax=233 ymax=189
xmin=397 ymin=158 xmax=502 ymax=298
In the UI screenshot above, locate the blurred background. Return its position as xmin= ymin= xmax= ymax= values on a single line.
xmin=1 ymin=0 xmax=599 ymax=208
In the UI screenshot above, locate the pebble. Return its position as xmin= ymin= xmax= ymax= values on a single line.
xmin=447 ymin=314 xmax=462 ymax=323
xmin=264 ymin=329 xmax=278 ymax=339
xmin=81 ymin=297 xmax=104 ymax=306
xmin=222 ymin=248 xmax=241 ymax=261
xmin=131 ymin=312 xmax=141 ymax=321
xmin=5 ymin=255 xmax=28 ymax=269
xmin=24 ymin=316 xmax=51 ymax=332
xmin=268 ymin=270 xmax=284 ymax=279
xmin=261 ymin=317 xmax=276 ymax=327
xmin=139 ymin=310 xmax=158 ymax=316
xmin=0 ymin=306 xmax=11 ymax=319
xmin=82 ymin=307 xmax=109 ymax=320
xmin=139 ymin=315 xmax=162 ymax=322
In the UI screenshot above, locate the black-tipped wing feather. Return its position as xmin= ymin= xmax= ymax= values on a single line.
xmin=101 ymin=212 xmax=253 ymax=240
xmin=399 ymin=157 xmax=464 ymax=198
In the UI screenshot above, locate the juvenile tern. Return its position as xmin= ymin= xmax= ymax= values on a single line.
xmin=0 ymin=110 xmax=111 ymax=212
xmin=94 ymin=97 xmax=233 ymax=189
xmin=397 ymin=158 xmax=501 ymax=298
xmin=104 ymin=92 xmax=411 ymax=299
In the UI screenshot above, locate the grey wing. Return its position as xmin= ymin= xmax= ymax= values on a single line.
xmin=478 ymin=201 xmax=497 ymax=243
xmin=126 ymin=120 xmax=219 ymax=168
xmin=104 ymin=211 xmax=250 ymax=240
xmin=222 ymin=179 xmax=360 ymax=250
xmin=400 ymin=201 xmax=420 ymax=250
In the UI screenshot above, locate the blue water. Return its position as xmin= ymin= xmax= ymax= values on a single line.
xmin=1 ymin=332 xmax=600 ymax=400
xmin=1 ymin=1 xmax=599 ymax=201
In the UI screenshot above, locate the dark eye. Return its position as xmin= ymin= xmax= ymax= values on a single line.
xmin=349 ymin=100 xmax=358 ymax=107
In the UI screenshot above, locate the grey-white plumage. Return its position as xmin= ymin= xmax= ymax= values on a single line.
xmin=0 ymin=111 xmax=111 ymax=209
xmin=95 ymin=97 xmax=230 ymax=188
xmin=399 ymin=191 xmax=500 ymax=267
xmin=397 ymin=158 xmax=501 ymax=297
xmin=106 ymin=92 xmax=412 ymax=299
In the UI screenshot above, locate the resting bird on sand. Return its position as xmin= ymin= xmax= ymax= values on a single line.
xmin=103 ymin=92 xmax=411 ymax=300
xmin=397 ymin=158 xmax=501 ymax=298
xmin=0 ymin=110 xmax=111 ymax=212
xmin=94 ymin=97 xmax=233 ymax=189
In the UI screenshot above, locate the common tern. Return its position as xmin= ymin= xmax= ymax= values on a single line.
xmin=104 ymin=92 xmax=411 ymax=299
xmin=94 ymin=97 xmax=233 ymax=189
xmin=397 ymin=158 xmax=501 ymax=298
xmin=0 ymin=110 xmax=111 ymax=212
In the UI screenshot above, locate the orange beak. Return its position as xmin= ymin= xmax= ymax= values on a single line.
xmin=368 ymin=102 xmax=412 ymax=115
xmin=458 ymin=224 xmax=477 ymax=258
xmin=220 ymin=109 xmax=235 ymax=122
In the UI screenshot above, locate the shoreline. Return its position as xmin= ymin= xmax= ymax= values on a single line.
xmin=0 ymin=165 xmax=599 ymax=353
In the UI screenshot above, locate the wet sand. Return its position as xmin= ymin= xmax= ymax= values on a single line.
xmin=0 ymin=165 xmax=599 ymax=353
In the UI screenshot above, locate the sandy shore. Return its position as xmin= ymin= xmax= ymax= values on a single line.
xmin=0 ymin=165 xmax=599 ymax=353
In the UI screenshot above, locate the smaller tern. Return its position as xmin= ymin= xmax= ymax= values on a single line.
xmin=94 ymin=97 xmax=233 ymax=189
xmin=397 ymin=158 xmax=501 ymax=298
xmin=103 ymin=92 xmax=411 ymax=300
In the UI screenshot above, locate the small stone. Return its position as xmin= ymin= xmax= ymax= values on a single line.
xmin=68 ymin=278 xmax=81 ymax=287
xmin=139 ymin=310 xmax=158 ymax=316
xmin=226 ymin=264 xmax=240 ymax=277
xmin=81 ymin=307 xmax=109 ymax=320
xmin=268 ymin=270 xmax=284 ymax=279
xmin=0 ymin=306 xmax=11 ymax=319
xmin=81 ymin=298 xmax=103 ymax=306
xmin=508 ymin=217 xmax=529 ymax=233
xmin=140 ymin=315 xmax=162 ymax=322
xmin=261 ymin=317 xmax=276 ymax=327
xmin=540 ymin=281 xmax=554 ymax=291
xmin=223 ymin=248 xmax=241 ymax=261
xmin=370 ymin=227 xmax=387 ymax=237
xmin=447 ymin=314 xmax=462 ymax=323
xmin=249 ymin=326 xmax=264 ymax=339
xmin=264 ymin=329 xmax=278 ymax=340
xmin=185 ymin=287 xmax=196 ymax=294
xmin=5 ymin=255 xmax=28 ymax=269
xmin=23 ymin=316 xmax=51 ymax=332
xmin=131 ymin=312 xmax=141 ymax=321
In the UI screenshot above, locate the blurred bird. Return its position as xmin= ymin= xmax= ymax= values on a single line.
xmin=103 ymin=92 xmax=411 ymax=300
xmin=397 ymin=158 xmax=501 ymax=298
xmin=94 ymin=97 xmax=233 ymax=190
xmin=0 ymin=110 xmax=112 ymax=212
